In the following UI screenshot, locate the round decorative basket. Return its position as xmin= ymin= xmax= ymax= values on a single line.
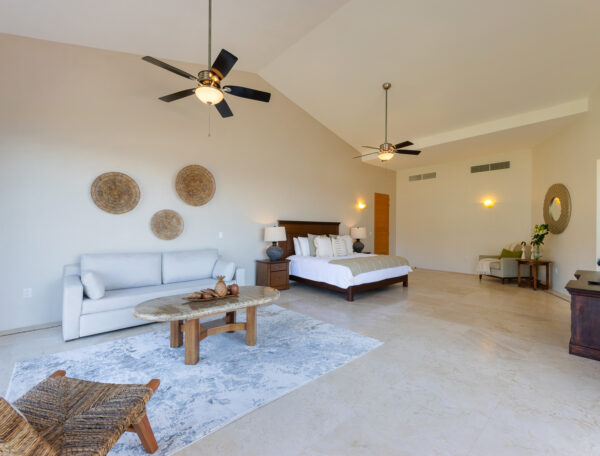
xmin=175 ymin=165 xmax=215 ymax=206
xmin=151 ymin=209 xmax=184 ymax=240
xmin=91 ymin=172 xmax=140 ymax=214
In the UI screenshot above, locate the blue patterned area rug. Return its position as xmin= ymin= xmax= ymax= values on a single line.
xmin=7 ymin=305 xmax=382 ymax=455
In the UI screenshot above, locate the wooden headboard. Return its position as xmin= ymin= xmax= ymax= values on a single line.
xmin=278 ymin=220 xmax=340 ymax=258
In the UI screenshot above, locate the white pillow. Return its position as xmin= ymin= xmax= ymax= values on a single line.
xmin=339 ymin=235 xmax=353 ymax=254
xmin=298 ymin=237 xmax=311 ymax=256
xmin=332 ymin=237 xmax=348 ymax=257
xmin=293 ymin=237 xmax=301 ymax=255
xmin=81 ymin=271 xmax=105 ymax=300
xmin=212 ymin=259 xmax=236 ymax=281
xmin=315 ymin=236 xmax=334 ymax=257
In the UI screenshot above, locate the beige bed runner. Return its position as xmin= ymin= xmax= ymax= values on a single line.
xmin=329 ymin=256 xmax=410 ymax=276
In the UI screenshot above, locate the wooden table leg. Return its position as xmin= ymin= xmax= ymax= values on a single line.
xmin=184 ymin=319 xmax=199 ymax=365
xmin=533 ymin=265 xmax=538 ymax=290
xmin=246 ymin=306 xmax=257 ymax=346
xmin=132 ymin=414 xmax=158 ymax=454
xmin=170 ymin=320 xmax=183 ymax=348
xmin=225 ymin=311 xmax=236 ymax=333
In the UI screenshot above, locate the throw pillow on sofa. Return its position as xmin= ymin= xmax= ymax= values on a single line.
xmin=499 ymin=248 xmax=522 ymax=259
xmin=81 ymin=271 xmax=105 ymax=300
xmin=212 ymin=259 xmax=236 ymax=281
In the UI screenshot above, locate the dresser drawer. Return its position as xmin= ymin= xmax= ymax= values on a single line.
xmin=270 ymin=270 xmax=288 ymax=286
xmin=270 ymin=263 xmax=289 ymax=272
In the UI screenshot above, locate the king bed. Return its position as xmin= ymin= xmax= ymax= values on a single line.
xmin=278 ymin=220 xmax=411 ymax=301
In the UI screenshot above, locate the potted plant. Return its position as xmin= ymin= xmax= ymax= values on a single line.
xmin=531 ymin=224 xmax=549 ymax=260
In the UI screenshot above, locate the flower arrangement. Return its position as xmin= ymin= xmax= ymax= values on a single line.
xmin=531 ymin=224 xmax=549 ymax=246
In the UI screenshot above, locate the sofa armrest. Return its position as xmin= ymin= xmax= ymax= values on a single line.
xmin=479 ymin=255 xmax=499 ymax=260
xmin=234 ymin=267 xmax=245 ymax=286
xmin=62 ymin=274 xmax=83 ymax=341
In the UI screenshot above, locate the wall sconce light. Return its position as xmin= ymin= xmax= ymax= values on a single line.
xmin=483 ymin=199 xmax=495 ymax=208
xmin=357 ymin=201 xmax=366 ymax=210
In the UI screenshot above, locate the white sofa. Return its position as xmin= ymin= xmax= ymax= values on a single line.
xmin=62 ymin=249 xmax=245 ymax=341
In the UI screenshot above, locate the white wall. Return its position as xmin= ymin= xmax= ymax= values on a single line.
xmin=531 ymin=85 xmax=600 ymax=294
xmin=396 ymin=150 xmax=532 ymax=273
xmin=0 ymin=34 xmax=396 ymax=332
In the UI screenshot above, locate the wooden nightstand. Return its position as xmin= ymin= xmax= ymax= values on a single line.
xmin=256 ymin=259 xmax=290 ymax=290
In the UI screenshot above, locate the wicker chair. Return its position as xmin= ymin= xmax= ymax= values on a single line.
xmin=0 ymin=370 xmax=159 ymax=455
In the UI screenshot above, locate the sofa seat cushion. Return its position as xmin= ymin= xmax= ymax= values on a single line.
xmin=81 ymin=278 xmax=234 ymax=315
xmin=162 ymin=249 xmax=219 ymax=284
xmin=81 ymin=253 xmax=162 ymax=291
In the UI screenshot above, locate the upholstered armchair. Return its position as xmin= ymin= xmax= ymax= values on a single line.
xmin=477 ymin=242 xmax=530 ymax=284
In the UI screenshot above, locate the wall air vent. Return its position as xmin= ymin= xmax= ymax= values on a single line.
xmin=409 ymin=172 xmax=436 ymax=182
xmin=471 ymin=161 xmax=510 ymax=174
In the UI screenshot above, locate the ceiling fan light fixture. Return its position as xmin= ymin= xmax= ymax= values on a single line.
xmin=195 ymin=84 xmax=224 ymax=105
xmin=378 ymin=151 xmax=395 ymax=161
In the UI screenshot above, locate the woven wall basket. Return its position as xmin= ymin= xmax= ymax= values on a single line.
xmin=91 ymin=172 xmax=140 ymax=214
xmin=175 ymin=165 xmax=215 ymax=206
xmin=151 ymin=209 xmax=184 ymax=240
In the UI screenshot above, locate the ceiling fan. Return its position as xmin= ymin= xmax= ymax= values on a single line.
xmin=354 ymin=82 xmax=420 ymax=161
xmin=141 ymin=0 xmax=271 ymax=118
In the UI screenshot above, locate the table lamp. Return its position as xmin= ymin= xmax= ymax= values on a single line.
xmin=350 ymin=227 xmax=367 ymax=253
xmin=264 ymin=226 xmax=287 ymax=261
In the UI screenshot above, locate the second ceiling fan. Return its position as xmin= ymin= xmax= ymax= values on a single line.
xmin=142 ymin=0 xmax=271 ymax=118
xmin=354 ymin=83 xmax=420 ymax=161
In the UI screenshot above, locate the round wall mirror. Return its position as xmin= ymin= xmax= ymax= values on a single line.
xmin=543 ymin=184 xmax=571 ymax=234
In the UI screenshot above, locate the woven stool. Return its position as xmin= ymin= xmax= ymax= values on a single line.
xmin=0 ymin=370 xmax=159 ymax=455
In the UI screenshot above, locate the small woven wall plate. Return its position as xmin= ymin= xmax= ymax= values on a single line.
xmin=91 ymin=172 xmax=140 ymax=214
xmin=175 ymin=165 xmax=215 ymax=206
xmin=151 ymin=209 xmax=184 ymax=240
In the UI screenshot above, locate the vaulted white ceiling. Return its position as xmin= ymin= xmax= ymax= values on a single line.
xmin=2 ymin=0 xmax=600 ymax=169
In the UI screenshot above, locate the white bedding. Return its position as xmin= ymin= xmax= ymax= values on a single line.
xmin=288 ymin=253 xmax=412 ymax=289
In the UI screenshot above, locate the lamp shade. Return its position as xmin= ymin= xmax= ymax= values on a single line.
xmin=264 ymin=226 xmax=286 ymax=242
xmin=350 ymin=227 xmax=367 ymax=239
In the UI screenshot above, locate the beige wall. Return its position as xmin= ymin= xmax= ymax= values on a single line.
xmin=0 ymin=34 xmax=396 ymax=332
xmin=395 ymin=150 xmax=532 ymax=273
xmin=531 ymin=85 xmax=600 ymax=295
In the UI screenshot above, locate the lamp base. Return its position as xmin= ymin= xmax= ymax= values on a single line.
xmin=266 ymin=243 xmax=283 ymax=261
xmin=353 ymin=240 xmax=364 ymax=253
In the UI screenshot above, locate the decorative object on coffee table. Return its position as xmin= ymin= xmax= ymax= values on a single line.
xmin=264 ymin=226 xmax=286 ymax=261
xmin=151 ymin=209 xmax=184 ymax=240
xmin=133 ymin=286 xmax=279 ymax=365
xmin=256 ymin=259 xmax=290 ymax=290
xmin=1 ymin=370 xmax=160 ymax=455
xmin=351 ymin=227 xmax=367 ymax=253
xmin=214 ymin=276 xmax=228 ymax=297
xmin=175 ymin=165 xmax=215 ymax=206
xmin=91 ymin=172 xmax=140 ymax=214
xmin=543 ymin=183 xmax=571 ymax=234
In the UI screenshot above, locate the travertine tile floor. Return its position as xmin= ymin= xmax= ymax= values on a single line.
xmin=2 ymin=269 xmax=600 ymax=455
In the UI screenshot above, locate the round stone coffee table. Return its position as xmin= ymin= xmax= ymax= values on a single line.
xmin=133 ymin=286 xmax=279 ymax=365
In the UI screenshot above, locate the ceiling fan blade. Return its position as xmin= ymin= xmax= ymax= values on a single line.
xmin=394 ymin=149 xmax=421 ymax=155
xmin=142 ymin=56 xmax=198 ymax=81
xmin=215 ymin=98 xmax=233 ymax=118
xmin=361 ymin=145 xmax=380 ymax=150
xmin=223 ymin=85 xmax=271 ymax=103
xmin=158 ymin=88 xmax=196 ymax=102
xmin=353 ymin=151 xmax=380 ymax=159
xmin=211 ymin=49 xmax=238 ymax=80
xmin=394 ymin=141 xmax=414 ymax=149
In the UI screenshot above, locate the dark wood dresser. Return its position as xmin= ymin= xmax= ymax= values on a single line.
xmin=256 ymin=259 xmax=290 ymax=290
xmin=566 ymin=270 xmax=600 ymax=361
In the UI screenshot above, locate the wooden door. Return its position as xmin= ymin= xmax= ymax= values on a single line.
xmin=374 ymin=193 xmax=390 ymax=254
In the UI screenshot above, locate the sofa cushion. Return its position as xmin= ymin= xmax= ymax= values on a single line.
xmin=81 ymin=278 xmax=234 ymax=315
xmin=162 ymin=249 xmax=218 ymax=284
xmin=500 ymin=248 xmax=522 ymax=259
xmin=81 ymin=253 xmax=162 ymax=291
xmin=81 ymin=271 xmax=105 ymax=300
xmin=212 ymin=259 xmax=236 ymax=281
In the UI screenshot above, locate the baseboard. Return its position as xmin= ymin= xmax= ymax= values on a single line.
xmin=545 ymin=289 xmax=570 ymax=302
xmin=0 ymin=321 xmax=61 ymax=337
